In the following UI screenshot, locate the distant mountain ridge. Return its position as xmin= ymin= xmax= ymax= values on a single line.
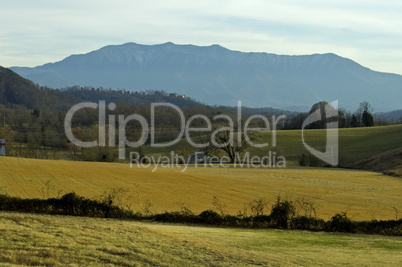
xmin=11 ymin=42 xmax=402 ymax=111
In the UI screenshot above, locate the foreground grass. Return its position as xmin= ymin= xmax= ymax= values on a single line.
xmin=0 ymin=212 xmax=401 ymax=266
xmin=1 ymin=157 xmax=401 ymax=221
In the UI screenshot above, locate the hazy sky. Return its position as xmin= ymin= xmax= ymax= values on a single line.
xmin=1 ymin=0 xmax=402 ymax=74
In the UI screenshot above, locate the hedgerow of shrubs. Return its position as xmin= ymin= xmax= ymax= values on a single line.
xmin=0 ymin=193 xmax=400 ymax=236
xmin=0 ymin=193 xmax=140 ymax=219
xmin=325 ymin=212 xmax=357 ymax=233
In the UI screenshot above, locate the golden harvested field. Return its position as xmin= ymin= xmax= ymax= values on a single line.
xmin=0 ymin=157 xmax=401 ymax=220
xmin=0 ymin=212 xmax=401 ymax=266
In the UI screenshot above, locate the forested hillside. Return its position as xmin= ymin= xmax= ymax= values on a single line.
xmin=0 ymin=66 xmax=79 ymax=110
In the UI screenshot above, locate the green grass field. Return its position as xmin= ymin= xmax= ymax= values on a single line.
xmin=0 ymin=212 xmax=401 ymax=266
xmin=156 ymin=124 xmax=402 ymax=166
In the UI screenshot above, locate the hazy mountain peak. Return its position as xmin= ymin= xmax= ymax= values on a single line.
xmin=10 ymin=42 xmax=402 ymax=111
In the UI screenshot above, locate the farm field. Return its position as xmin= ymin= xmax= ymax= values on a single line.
xmin=0 ymin=157 xmax=401 ymax=221
xmin=274 ymin=124 xmax=402 ymax=165
xmin=148 ymin=124 xmax=402 ymax=167
xmin=0 ymin=212 xmax=401 ymax=266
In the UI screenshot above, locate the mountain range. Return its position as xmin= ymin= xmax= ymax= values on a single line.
xmin=11 ymin=42 xmax=402 ymax=111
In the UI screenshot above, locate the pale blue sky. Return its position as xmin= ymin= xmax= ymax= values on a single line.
xmin=1 ymin=0 xmax=402 ymax=74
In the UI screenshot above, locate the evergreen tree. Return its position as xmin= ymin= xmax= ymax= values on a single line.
xmin=362 ymin=110 xmax=374 ymax=127
xmin=359 ymin=101 xmax=374 ymax=127
xmin=350 ymin=114 xmax=358 ymax=127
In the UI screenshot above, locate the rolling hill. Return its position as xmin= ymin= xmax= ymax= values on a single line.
xmin=0 ymin=66 xmax=79 ymax=110
xmin=11 ymin=42 xmax=402 ymax=111
xmin=0 ymin=156 xmax=401 ymax=221
xmin=148 ymin=124 xmax=402 ymax=172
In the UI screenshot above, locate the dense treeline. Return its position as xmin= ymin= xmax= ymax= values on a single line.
xmin=63 ymin=86 xmax=203 ymax=108
xmin=0 ymin=193 xmax=400 ymax=236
